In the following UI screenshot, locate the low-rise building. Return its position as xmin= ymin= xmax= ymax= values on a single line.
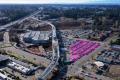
xmin=22 ymin=31 xmax=51 ymax=45
xmin=7 ymin=61 xmax=33 ymax=75
xmin=111 ymin=45 xmax=120 ymax=51
xmin=96 ymin=50 xmax=120 ymax=64
xmin=94 ymin=61 xmax=104 ymax=68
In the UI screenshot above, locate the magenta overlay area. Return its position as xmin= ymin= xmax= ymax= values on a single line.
xmin=69 ymin=39 xmax=100 ymax=62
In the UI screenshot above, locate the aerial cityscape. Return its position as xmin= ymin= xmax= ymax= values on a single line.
xmin=0 ymin=0 xmax=120 ymax=80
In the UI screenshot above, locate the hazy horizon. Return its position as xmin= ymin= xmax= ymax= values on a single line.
xmin=0 ymin=0 xmax=120 ymax=4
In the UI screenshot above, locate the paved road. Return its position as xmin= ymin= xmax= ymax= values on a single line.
xmin=31 ymin=20 xmax=60 ymax=80
xmin=0 ymin=9 xmax=42 ymax=30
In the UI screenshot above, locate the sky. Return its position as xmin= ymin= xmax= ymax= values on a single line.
xmin=0 ymin=0 xmax=120 ymax=4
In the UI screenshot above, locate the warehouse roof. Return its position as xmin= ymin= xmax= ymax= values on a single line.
xmin=23 ymin=31 xmax=50 ymax=41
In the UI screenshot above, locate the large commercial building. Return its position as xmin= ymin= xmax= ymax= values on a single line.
xmin=7 ymin=61 xmax=32 ymax=75
xmin=22 ymin=31 xmax=51 ymax=45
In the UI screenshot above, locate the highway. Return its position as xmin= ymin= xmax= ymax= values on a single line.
xmin=41 ymin=22 xmax=60 ymax=80
xmin=0 ymin=9 xmax=42 ymax=30
xmin=31 ymin=19 xmax=60 ymax=80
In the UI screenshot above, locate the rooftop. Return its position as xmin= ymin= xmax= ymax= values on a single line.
xmin=23 ymin=31 xmax=50 ymax=41
xmin=8 ymin=61 xmax=31 ymax=74
xmin=94 ymin=61 xmax=104 ymax=67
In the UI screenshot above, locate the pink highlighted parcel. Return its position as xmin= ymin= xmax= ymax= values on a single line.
xmin=69 ymin=39 xmax=100 ymax=62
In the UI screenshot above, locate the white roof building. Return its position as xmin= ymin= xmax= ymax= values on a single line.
xmin=8 ymin=61 xmax=31 ymax=74
xmin=29 ymin=31 xmax=36 ymax=38
xmin=32 ymin=31 xmax=40 ymax=40
xmin=94 ymin=61 xmax=104 ymax=68
xmin=22 ymin=31 xmax=51 ymax=44
xmin=24 ymin=32 xmax=31 ymax=38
